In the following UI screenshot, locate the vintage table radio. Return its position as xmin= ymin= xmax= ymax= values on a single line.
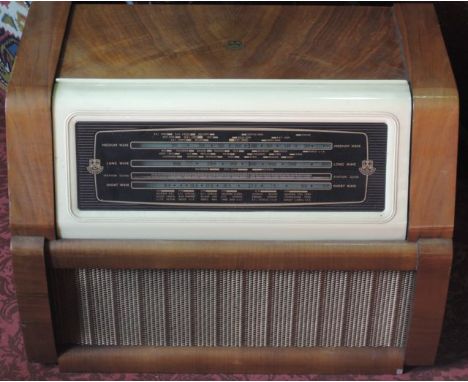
xmin=6 ymin=2 xmax=458 ymax=374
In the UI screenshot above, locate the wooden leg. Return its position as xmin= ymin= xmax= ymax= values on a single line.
xmin=12 ymin=236 xmax=57 ymax=363
xmin=405 ymin=239 xmax=452 ymax=365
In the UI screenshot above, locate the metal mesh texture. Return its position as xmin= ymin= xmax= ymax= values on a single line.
xmin=50 ymin=269 xmax=415 ymax=348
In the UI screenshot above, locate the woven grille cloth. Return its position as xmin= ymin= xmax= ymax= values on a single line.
xmin=50 ymin=269 xmax=415 ymax=348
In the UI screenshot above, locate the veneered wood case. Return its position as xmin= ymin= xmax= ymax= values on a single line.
xmin=6 ymin=2 xmax=458 ymax=374
xmin=58 ymin=4 xmax=406 ymax=80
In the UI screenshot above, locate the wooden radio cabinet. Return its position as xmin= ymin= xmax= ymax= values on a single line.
xmin=6 ymin=2 xmax=458 ymax=374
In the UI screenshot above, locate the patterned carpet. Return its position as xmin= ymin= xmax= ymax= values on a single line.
xmin=0 ymin=2 xmax=28 ymax=93
xmin=0 ymin=2 xmax=468 ymax=380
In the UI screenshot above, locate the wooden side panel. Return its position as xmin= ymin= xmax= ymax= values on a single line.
xmin=47 ymin=240 xmax=418 ymax=271
xmin=59 ymin=346 xmax=404 ymax=374
xmin=58 ymin=4 xmax=405 ymax=79
xmin=405 ymin=239 xmax=452 ymax=365
xmin=6 ymin=2 xmax=71 ymax=239
xmin=394 ymin=4 xmax=459 ymax=240
xmin=11 ymin=236 xmax=56 ymax=363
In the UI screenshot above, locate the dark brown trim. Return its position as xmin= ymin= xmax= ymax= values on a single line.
xmin=47 ymin=240 xmax=418 ymax=271
xmin=58 ymin=346 xmax=404 ymax=374
xmin=405 ymin=239 xmax=452 ymax=365
xmin=11 ymin=236 xmax=57 ymax=363
xmin=6 ymin=2 xmax=71 ymax=239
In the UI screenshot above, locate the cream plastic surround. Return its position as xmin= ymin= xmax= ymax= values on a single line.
xmin=53 ymin=79 xmax=411 ymax=240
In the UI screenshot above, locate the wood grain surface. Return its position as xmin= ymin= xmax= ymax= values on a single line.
xmin=11 ymin=236 xmax=56 ymax=363
xmin=58 ymin=4 xmax=405 ymax=79
xmin=405 ymin=239 xmax=453 ymax=365
xmin=6 ymin=2 xmax=71 ymax=239
xmin=58 ymin=346 xmax=404 ymax=374
xmin=395 ymin=4 xmax=459 ymax=240
xmin=47 ymin=240 xmax=418 ymax=271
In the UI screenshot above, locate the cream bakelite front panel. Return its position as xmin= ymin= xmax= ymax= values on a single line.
xmin=53 ymin=79 xmax=411 ymax=240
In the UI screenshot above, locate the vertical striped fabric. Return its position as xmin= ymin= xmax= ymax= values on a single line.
xmin=51 ymin=269 xmax=415 ymax=348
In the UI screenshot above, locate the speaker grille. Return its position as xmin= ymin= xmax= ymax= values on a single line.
xmin=50 ymin=269 xmax=415 ymax=348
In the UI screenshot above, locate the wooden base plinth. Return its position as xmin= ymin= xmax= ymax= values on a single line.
xmin=58 ymin=346 xmax=405 ymax=374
